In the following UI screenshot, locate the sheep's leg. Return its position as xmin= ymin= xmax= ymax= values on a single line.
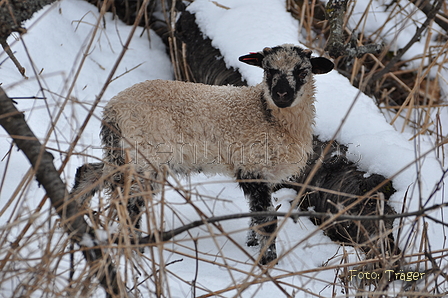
xmin=237 ymin=173 xmax=277 ymax=265
xmin=70 ymin=162 xmax=104 ymax=207
xmin=126 ymin=185 xmax=146 ymax=233
xmin=123 ymin=172 xmax=160 ymax=244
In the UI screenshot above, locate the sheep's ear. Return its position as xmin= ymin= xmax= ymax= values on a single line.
xmin=239 ymin=52 xmax=264 ymax=68
xmin=310 ymin=57 xmax=334 ymax=74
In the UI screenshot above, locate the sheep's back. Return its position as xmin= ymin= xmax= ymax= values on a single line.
xmin=105 ymin=80 xmax=269 ymax=140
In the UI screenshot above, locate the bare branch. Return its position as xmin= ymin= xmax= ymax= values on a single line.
xmin=0 ymin=88 xmax=83 ymax=234
xmin=371 ymin=0 xmax=444 ymax=82
xmin=137 ymin=202 xmax=448 ymax=245
xmin=0 ymin=39 xmax=26 ymax=77
xmin=409 ymin=0 xmax=448 ymax=32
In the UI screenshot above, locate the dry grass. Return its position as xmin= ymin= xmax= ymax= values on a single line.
xmin=0 ymin=0 xmax=447 ymax=297
xmin=1 ymin=166 xmax=446 ymax=297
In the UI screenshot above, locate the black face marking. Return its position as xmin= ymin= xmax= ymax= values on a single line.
xmin=292 ymin=65 xmax=309 ymax=93
xmin=271 ymin=75 xmax=295 ymax=108
xmin=265 ymin=69 xmax=277 ymax=91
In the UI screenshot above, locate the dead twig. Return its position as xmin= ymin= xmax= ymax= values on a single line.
xmin=134 ymin=201 xmax=448 ymax=246
xmin=0 ymin=39 xmax=26 ymax=77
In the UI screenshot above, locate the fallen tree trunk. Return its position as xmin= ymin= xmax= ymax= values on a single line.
xmin=282 ymin=136 xmax=399 ymax=257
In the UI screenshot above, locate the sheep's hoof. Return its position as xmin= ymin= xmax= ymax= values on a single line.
xmin=259 ymin=243 xmax=277 ymax=265
xmin=247 ymin=238 xmax=259 ymax=247
xmin=259 ymin=256 xmax=277 ymax=265
xmin=259 ymin=248 xmax=278 ymax=265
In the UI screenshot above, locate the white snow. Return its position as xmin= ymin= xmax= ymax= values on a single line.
xmin=0 ymin=0 xmax=446 ymax=297
xmin=79 ymin=233 xmax=96 ymax=247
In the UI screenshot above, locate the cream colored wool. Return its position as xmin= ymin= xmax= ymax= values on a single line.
xmin=102 ymin=78 xmax=315 ymax=184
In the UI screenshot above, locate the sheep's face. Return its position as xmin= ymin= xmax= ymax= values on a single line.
xmin=239 ymin=44 xmax=334 ymax=108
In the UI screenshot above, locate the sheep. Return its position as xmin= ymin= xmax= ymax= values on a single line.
xmin=71 ymin=44 xmax=334 ymax=265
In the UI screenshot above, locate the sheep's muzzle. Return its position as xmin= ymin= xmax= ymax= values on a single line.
xmin=271 ymin=76 xmax=295 ymax=108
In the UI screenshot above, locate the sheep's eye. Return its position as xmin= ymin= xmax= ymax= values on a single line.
xmin=297 ymin=70 xmax=308 ymax=79
xmin=266 ymin=69 xmax=278 ymax=78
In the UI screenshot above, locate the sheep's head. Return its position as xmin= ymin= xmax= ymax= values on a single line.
xmin=239 ymin=44 xmax=334 ymax=108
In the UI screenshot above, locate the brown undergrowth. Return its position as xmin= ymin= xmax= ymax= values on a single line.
xmin=288 ymin=0 xmax=448 ymax=138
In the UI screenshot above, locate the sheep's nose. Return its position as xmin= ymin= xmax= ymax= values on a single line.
xmin=277 ymin=91 xmax=287 ymax=98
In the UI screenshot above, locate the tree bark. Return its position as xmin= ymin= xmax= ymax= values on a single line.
xmin=1 ymin=0 xmax=58 ymax=76
xmin=0 ymin=0 xmax=55 ymax=39
xmin=324 ymin=0 xmax=383 ymax=59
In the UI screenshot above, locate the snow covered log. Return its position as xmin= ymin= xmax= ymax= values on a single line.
xmin=281 ymin=137 xmax=399 ymax=257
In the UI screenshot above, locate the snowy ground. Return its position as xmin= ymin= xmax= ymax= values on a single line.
xmin=0 ymin=0 xmax=447 ymax=297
